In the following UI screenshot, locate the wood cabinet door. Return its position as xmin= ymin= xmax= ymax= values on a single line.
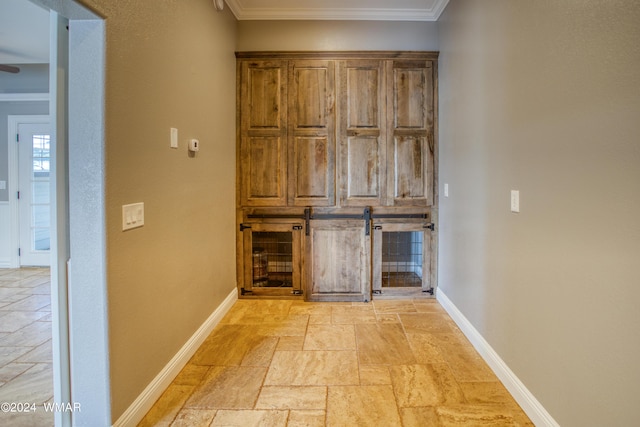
xmin=288 ymin=60 xmax=336 ymax=206
xmin=338 ymin=60 xmax=387 ymax=207
xmin=240 ymin=60 xmax=288 ymax=206
xmin=306 ymin=220 xmax=371 ymax=302
xmin=386 ymin=60 xmax=435 ymax=206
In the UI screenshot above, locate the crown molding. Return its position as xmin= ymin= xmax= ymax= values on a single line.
xmin=226 ymin=0 xmax=450 ymax=21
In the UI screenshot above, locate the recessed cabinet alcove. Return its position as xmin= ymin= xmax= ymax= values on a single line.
xmin=236 ymin=51 xmax=438 ymax=301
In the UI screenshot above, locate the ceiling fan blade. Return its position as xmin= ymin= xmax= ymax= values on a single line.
xmin=0 ymin=65 xmax=21 ymax=73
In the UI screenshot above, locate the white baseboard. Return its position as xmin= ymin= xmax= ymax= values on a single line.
xmin=0 ymin=260 xmax=12 ymax=268
xmin=113 ymin=288 xmax=238 ymax=427
xmin=436 ymin=290 xmax=559 ymax=427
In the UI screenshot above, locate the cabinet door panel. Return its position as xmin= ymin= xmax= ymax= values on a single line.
xmin=295 ymin=68 xmax=328 ymax=128
xmin=347 ymin=68 xmax=380 ymax=128
xmin=307 ymin=220 xmax=371 ymax=302
xmin=248 ymin=67 xmax=284 ymax=129
xmin=392 ymin=136 xmax=427 ymax=200
xmin=394 ymin=69 xmax=426 ymax=129
xmin=293 ymin=137 xmax=329 ymax=199
xmin=288 ymin=60 xmax=335 ymax=206
xmin=245 ymin=137 xmax=286 ymax=203
xmin=339 ymin=60 xmax=386 ymax=206
xmin=240 ymin=60 xmax=288 ymax=206
xmin=387 ymin=61 xmax=434 ymax=206
xmin=347 ymin=137 xmax=380 ymax=199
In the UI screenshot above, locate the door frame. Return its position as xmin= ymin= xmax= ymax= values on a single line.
xmin=50 ymin=7 xmax=110 ymax=426
xmin=7 ymin=114 xmax=51 ymax=268
xmin=19 ymin=2 xmax=108 ymax=425
xmin=4 ymin=2 xmax=108 ymax=425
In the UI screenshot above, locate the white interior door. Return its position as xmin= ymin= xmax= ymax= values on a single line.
xmin=18 ymin=120 xmax=52 ymax=266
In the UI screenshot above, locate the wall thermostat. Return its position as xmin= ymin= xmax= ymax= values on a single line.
xmin=189 ymin=139 xmax=200 ymax=152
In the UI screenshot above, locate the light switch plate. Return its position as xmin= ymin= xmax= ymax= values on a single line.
xmin=510 ymin=190 xmax=520 ymax=213
xmin=0 ymin=180 xmax=6 ymax=190
xmin=122 ymin=202 xmax=144 ymax=230
xmin=444 ymin=183 xmax=449 ymax=198
xmin=170 ymin=128 xmax=178 ymax=149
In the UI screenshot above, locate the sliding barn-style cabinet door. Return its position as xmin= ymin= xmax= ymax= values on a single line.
xmin=239 ymin=60 xmax=288 ymax=206
xmin=288 ymin=60 xmax=336 ymax=206
xmin=338 ymin=60 xmax=387 ymax=207
xmin=386 ymin=60 xmax=436 ymax=207
xmin=306 ymin=219 xmax=371 ymax=302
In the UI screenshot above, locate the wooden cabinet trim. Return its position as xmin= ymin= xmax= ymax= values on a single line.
xmin=236 ymin=51 xmax=439 ymax=60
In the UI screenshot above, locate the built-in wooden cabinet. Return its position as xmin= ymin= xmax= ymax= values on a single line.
xmin=236 ymin=52 xmax=438 ymax=300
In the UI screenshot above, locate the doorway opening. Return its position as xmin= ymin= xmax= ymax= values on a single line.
xmin=13 ymin=117 xmax=52 ymax=267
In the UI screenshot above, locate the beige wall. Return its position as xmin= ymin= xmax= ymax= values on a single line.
xmin=438 ymin=1 xmax=640 ymax=425
xmin=76 ymin=0 xmax=237 ymax=421
xmin=237 ymin=20 xmax=438 ymax=51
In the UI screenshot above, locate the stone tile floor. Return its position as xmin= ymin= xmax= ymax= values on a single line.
xmin=0 ymin=269 xmax=534 ymax=426
xmin=139 ymin=298 xmax=533 ymax=426
xmin=0 ymin=267 xmax=53 ymax=426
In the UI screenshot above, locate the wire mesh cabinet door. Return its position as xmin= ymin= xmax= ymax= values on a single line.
xmin=372 ymin=222 xmax=432 ymax=294
xmin=242 ymin=222 xmax=303 ymax=296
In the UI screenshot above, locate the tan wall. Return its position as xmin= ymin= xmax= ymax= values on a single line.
xmin=237 ymin=20 xmax=439 ymax=51
xmin=438 ymin=1 xmax=640 ymax=425
xmin=75 ymin=0 xmax=237 ymax=421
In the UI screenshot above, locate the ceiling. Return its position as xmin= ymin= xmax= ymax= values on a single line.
xmin=0 ymin=0 xmax=449 ymax=66
xmin=0 ymin=0 xmax=49 ymax=64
